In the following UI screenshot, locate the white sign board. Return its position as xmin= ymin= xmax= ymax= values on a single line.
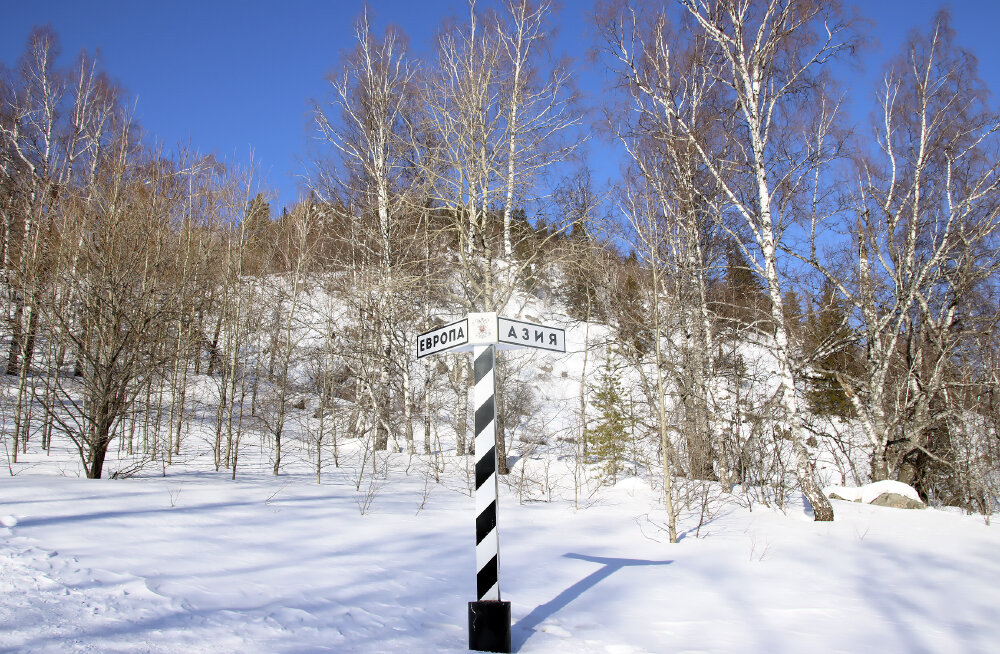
xmin=468 ymin=312 xmax=499 ymax=345
xmin=497 ymin=317 xmax=565 ymax=353
xmin=416 ymin=318 xmax=469 ymax=359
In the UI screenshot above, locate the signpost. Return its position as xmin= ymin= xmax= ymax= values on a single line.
xmin=416 ymin=312 xmax=565 ymax=653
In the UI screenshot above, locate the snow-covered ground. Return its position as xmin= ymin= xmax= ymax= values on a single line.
xmin=3 ymin=437 xmax=999 ymax=653
xmin=1 ymin=295 xmax=996 ymax=652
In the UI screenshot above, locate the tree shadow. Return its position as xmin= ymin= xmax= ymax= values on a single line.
xmin=512 ymin=552 xmax=672 ymax=651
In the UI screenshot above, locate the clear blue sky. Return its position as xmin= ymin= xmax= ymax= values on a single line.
xmin=3 ymin=1 xmax=1000 ymax=212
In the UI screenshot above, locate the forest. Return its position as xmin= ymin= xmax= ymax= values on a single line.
xmin=2 ymin=0 xmax=999 ymax=542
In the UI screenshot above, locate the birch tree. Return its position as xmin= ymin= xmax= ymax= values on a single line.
xmin=612 ymin=175 xmax=679 ymax=539
xmin=164 ymin=154 xmax=226 ymax=463
xmin=601 ymin=0 xmax=857 ymax=520
xmin=808 ymin=13 xmax=1000 ymax=491
xmin=496 ymin=0 xmax=581 ymax=259
xmin=212 ymin=173 xmax=265 ymax=474
xmin=0 ymin=30 xmax=120 ymax=458
xmin=263 ymin=202 xmax=321 ymax=475
xmin=421 ymin=0 xmax=580 ymax=312
xmin=418 ymin=1 xmax=583 ymax=471
xmin=422 ymin=1 xmax=506 ymax=311
xmin=608 ymin=48 xmax=730 ymax=486
xmin=313 ymin=9 xmax=420 ymax=451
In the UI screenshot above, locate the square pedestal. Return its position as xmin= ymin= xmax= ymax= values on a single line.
xmin=468 ymin=600 xmax=511 ymax=653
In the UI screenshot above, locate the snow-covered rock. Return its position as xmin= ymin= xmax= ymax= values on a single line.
xmin=824 ymin=480 xmax=925 ymax=508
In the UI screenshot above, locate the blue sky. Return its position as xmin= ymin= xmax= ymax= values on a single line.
xmin=3 ymin=1 xmax=1000 ymax=212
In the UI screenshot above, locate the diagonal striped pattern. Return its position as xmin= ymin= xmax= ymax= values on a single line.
xmin=473 ymin=344 xmax=500 ymax=602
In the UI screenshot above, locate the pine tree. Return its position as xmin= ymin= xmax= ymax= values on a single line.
xmin=718 ymin=238 xmax=768 ymax=330
xmin=805 ymin=280 xmax=856 ymax=417
xmin=782 ymin=288 xmax=804 ymax=338
xmin=615 ymin=264 xmax=652 ymax=358
xmin=242 ymin=193 xmax=274 ymax=272
xmin=586 ymin=348 xmax=634 ymax=483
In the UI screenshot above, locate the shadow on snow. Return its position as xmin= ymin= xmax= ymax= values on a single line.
xmin=512 ymin=552 xmax=673 ymax=651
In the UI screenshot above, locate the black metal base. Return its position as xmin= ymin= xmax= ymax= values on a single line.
xmin=468 ymin=600 xmax=511 ymax=653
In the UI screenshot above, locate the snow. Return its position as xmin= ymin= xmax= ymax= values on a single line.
xmin=1 ymin=294 xmax=996 ymax=652
xmin=824 ymin=480 xmax=923 ymax=504
xmin=3 ymin=450 xmax=999 ymax=653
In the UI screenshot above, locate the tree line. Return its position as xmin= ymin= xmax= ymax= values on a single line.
xmin=2 ymin=1 xmax=998 ymax=535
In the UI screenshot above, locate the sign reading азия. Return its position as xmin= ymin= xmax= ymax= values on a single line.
xmin=416 ymin=318 xmax=469 ymax=359
xmin=497 ymin=316 xmax=565 ymax=353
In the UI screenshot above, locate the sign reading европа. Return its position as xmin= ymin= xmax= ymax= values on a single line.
xmin=416 ymin=318 xmax=469 ymax=359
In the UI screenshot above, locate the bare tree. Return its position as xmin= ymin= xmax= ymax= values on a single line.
xmin=421 ymin=1 xmax=579 ymax=311
xmin=0 ymin=30 xmax=121 ymax=459
xmin=553 ymin=165 xmax=614 ymax=502
xmin=208 ymin=168 xmax=267 ymax=475
xmin=164 ymin=154 xmax=227 ymax=464
xmin=39 ymin=127 xmax=184 ymax=478
xmin=613 ymin=174 xmax=681 ymax=541
xmin=421 ymin=0 xmax=507 ymax=311
xmin=417 ymin=1 xmax=583 ymax=472
xmin=606 ymin=57 xmax=729 ymax=487
xmin=811 ymin=13 xmax=1000 ymax=494
xmin=601 ymin=0 xmax=857 ymax=521
xmin=496 ymin=0 xmax=581 ymax=259
xmin=313 ymin=8 xmax=423 ymax=453
xmin=264 ymin=202 xmax=320 ymax=475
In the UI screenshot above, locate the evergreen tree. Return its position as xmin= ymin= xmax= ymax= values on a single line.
xmin=587 ymin=347 xmax=634 ymax=483
xmin=782 ymin=288 xmax=804 ymax=338
xmin=614 ymin=264 xmax=652 ymax=358
xmin=717 ymin=238 xmax=768 ymax=331
xmin=805 ymin=280 xmax=856 ymax=417
xmin=242 ymin=193 xmax=274 ymax=272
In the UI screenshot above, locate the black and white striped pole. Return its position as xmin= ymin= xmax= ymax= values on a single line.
xmin=469 ymin=341 xmax=510 ymax=652
xmin=415 ymin=311 xmax=565 ymax=654
xmin=464 ymin=312 xmax=509 ymax=653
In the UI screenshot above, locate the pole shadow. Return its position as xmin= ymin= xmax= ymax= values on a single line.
xmin=512 ymin=553 xmax=673 ymax=651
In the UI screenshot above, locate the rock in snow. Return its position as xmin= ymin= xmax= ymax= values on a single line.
xmin=869 ymin=492 xmax=927 ymax=510
xmin=824 ymin=480 xmax=926 ymax=509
